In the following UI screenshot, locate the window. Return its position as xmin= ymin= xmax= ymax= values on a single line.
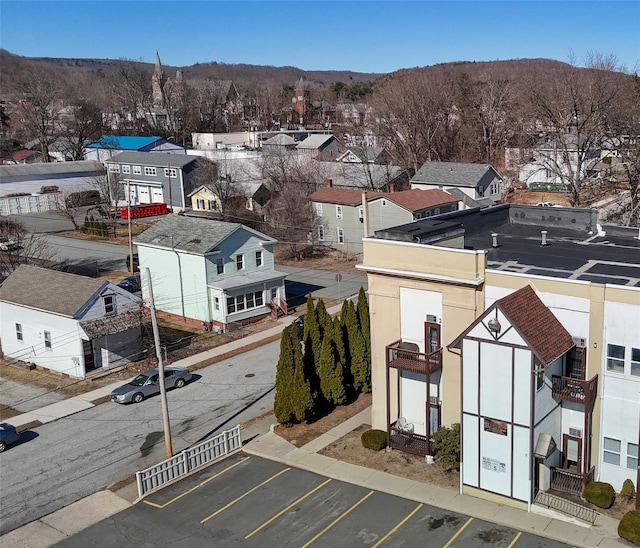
xmin=628 ymin=443 xmax=638 ymax=470
xmin=381 ymin=199 xmax=387 ymax=207
xmin=358 ymin=207 xmax=364 ymax=222
xmin=215 ymin=258 xmax=224 ymax=275
xmin=607 ymin=344 xmax=625 ymax=373
xmin=226 ymin=291 xmax=264 ymax=314
xmin=490 ymin=182 xmax=499 ymax=194
xmin=144 ymin=166 xmax=157 ymax=176
xmin=214 ymin=297 xmax=220 ymax=311
xmin=103 ymin=295 xmax=116 ymax=315
xmin=236 ymin=254 xmax=244 ymax=271
xmin=337 ymin=227 xmax=345 ymax=244
xmin=318 ymin=226 xmax=324 ymax=241
xmin=164 ymin=168 xmax=177 ymax=178
xmin=632 ymin=348 xmax=640 ymax=377
xmin=315 ymin=203 xmax=323 ymax=216
xmin=336 ymin=205 xmax=342 ymax=219
xmin=196 ymin=199 xmax=205 ymax=210
xmin=44 ymin=331 xmax=52 ymax=350
xmin=255 ymin=251 xmax=263 ymax=267
xmin=603 ymin=437 xmax=621 ymax=465
xmin=133 ymin=165 xmax=142 ymax=175
xmin=16 ymin=323 xmax=23 ymax=341
xmin=121 ymin=164 xmax=131 ymax=174
xmin=108 ymin=164 xmax=120 ymax=173
xmin=535 ymin=367 xmax=545 ymax=391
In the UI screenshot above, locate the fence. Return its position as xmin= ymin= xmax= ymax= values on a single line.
xmin=136 ymin=425 xmax=242 ymax=498
xmin=0 ymin=193 xmax=60 ymax=215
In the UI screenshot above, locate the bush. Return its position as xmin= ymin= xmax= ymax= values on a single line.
xmin=431 ymin=423 xmax=461 ymax=471
xmin=621 ymin=479 xmax=636 ymax=501
xmin=582 ymin=481 xmax=615 ymax=509
xmin=619 ymin=511 xmax=640 ymax=546
xmin=361 ymin=429 xmax=387 ymax=451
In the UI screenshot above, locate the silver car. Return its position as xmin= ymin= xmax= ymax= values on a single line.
xmin=110 ymin=367 xmax=191 ymax=404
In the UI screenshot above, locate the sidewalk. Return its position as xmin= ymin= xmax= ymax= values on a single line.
xmin=1 ymin=301 xmax=623 ymax=548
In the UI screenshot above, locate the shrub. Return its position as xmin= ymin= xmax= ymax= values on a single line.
xmin=582 ymin=481 xmax=615 ymax=509
xmin=618 ymin=511 xmax=640 ymax=546
xmin=361 ymin=429 xmax=387 ymax=451
xmin=431 ymin=423 xmax=461 ymax=471
xmin=621 ymin=479 xmax=636 ymax=501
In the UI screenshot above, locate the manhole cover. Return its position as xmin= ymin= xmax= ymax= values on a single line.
xmin=245 ymin=373 xmax=255 ymax=378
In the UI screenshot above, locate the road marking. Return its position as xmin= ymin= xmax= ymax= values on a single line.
xmin=200 ymin=467 xmax=292 ymax=524
xmin=507 ymin=531 xmax=522 ymax=548
xmin=442 ymin=517 xmax=473 ymax=548
xmin=372 ymin=503 xmax=423 ymax=547
xmin=300 ymin=490 xmax=375 ymax=548
xmin=142 ymin=456 xmax=250 ymax=509
xmin=244 ymin=478 xmax=333 ymax=539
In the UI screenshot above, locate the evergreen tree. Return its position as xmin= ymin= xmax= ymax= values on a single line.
xmin=346 ymin=299 xmax=370 ymax=393
xmin=302 ymin=293 xmax=322 ymax=392
xmin=316 ymin=298 xmax=330 ymax=334
xmin=317 ymin=319 xmax=347 ymax=407
xmin=339 ymin=298 xmax=350 ymax=327
xmin=274 ymin=326 xmax=296 ymax=425
xmin=357 ymin=287 xmax=371 ymax=362
xmin=292 ymin=322 xmax=316 ymax=422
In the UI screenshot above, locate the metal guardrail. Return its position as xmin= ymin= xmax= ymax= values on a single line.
xmin=534 ymin=490 xmax=599 ymax=524
xmin=136 ymin=425 xmax=242 ymax=498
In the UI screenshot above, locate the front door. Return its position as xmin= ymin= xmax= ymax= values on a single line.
xmin=425 ymin=322 xmax=440 ymax=354
xmin=563 ymin=434 xmax=582 ymax=473
xmin=83 ymin=340 xmax=96 ymax=372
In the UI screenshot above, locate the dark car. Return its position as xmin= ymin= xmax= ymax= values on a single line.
xmin=293 ymin=314 xmax=305 ymax=337
xmin=0 ymin=423 xmax=20 ymax=452
xmin=118 ymin=274 xmax=141 ymax=293
xmin=110 ymin=367 xmax=191 ymax=404
xmin=126 ymin=252 xmax=139 ymax=272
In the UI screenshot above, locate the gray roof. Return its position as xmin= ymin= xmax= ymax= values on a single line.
xmin=106 ymin=151 xmax=199 ymax=168
xmin=444 ymin=188 xmax=492 ymax=209
xmin=296 ymin=134 xmax=336 ymax=150
xmin=209 ymin=269 xmax=288 ymax=290
xmin=263 ymin=134 xmax=296 ymax=146
xmin=134 ymin=216 xmax=275 ymax=254
xmin=411 ymin=161 xmax=501 ymax=187
xmin=0 ymin=265 xmax=108 ymax=317
xmin=0 ymin=160 xmax=104 ymax=180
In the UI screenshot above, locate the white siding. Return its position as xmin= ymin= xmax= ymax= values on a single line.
xmin=462 ymin=414 xmax=479 ymax=487
xmin=400 ymin=371 xmax=426 ymax=436
xmin=512 ymin=425 xmax=531 ymax=501
xmin=462 ymin=339 xmax=479 ymax=415
xmin=399 ymin=287 xmax=442 ymax=352
xmin=479 ymin=342 xmax=512 ymax=423
xmin=513 ymin=348 xmax=532 ymax=425
xmin=479 ymin=421 xmax=511 ymax=496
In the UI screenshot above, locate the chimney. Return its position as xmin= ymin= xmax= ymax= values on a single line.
xmin=389 ymin=183 xmax=396 ymax=193
xmin=541 ymin=230 xmax=548 ymax=246
xmin=326 ymin=179 xmax=333 ymax=188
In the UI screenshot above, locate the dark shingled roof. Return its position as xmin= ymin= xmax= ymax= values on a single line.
xmin=0 ymin=265 xmax=107 ymax=317
xmin=411 ymin=161 xmax=500 ymax=188
xmin=496 ymin=285 xmax=575 ymax=365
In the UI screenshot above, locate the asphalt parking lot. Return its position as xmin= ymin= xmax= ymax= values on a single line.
xmin=55 ymin=454 xmax=569 ymax=548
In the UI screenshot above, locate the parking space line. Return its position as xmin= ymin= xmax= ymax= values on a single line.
xmin=244 ymin=478 xmax=333 ymax=539
xmin=300 ymin=490 xmax=375 ymax=548
xmin=507 ymin=531 xmax=522 ymax=548
xmin=442 ymin=517 xmax=473 ymax=548
xmin=142 ymin=456 xmax=251 ymax=509
xmin=200 ymin=467 xmax=292 ymax=524
xmin=371 ymin=503 xmax=423 ymax=548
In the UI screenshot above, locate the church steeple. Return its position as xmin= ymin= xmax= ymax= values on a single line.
xmin=151 ymin=51 xmax=166 ymax=107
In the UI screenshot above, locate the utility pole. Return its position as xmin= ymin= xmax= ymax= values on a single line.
xmin=145 ymin=267 xmax=173 ymax=458
xmin=127 ymin=179 xmax=134 ymax=275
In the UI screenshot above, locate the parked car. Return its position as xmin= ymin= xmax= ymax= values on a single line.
xmin=0 ymin=423 xmax=20 ymax=452
xmin=118 ymin=274 xmax=141 ymax=293
xmin=293 ymin=314 xmax=305 ymax=337
xmin=0 ymin=239 xmax=20 ymax=252
xmin=536 ymin=201 xmax=556 ymax=207
xmin=110 ymin=367 xmax=191 ymax=404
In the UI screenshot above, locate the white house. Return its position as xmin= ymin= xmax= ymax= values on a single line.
xmin=0 ymin=265 xmax=145 ymax=378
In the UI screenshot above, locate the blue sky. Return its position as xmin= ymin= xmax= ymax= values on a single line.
xmin=1 ymin=1 xmax=639 ymax=74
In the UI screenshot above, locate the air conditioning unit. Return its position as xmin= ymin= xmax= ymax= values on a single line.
xmin=569 ymin=427 xmax=583 ymax=438
xmin=572 ymin=336 xmax=587 ymax=348
xmin=426 ymin=314 xmax=438 ymax=323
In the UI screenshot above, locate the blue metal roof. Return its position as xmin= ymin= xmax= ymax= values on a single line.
xmin=87 ymin=136 xmax=163 ymax=150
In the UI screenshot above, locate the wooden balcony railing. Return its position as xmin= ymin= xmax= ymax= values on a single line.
xmin=386 ymin=341 xmax=442 ymax=375
xmin=551 ymin=375 xmax=598 ymax=408
xmin=550 ymin=466 xmax=595 ymax=496
xmin=388 ymin=422 xmax=429 ymax=456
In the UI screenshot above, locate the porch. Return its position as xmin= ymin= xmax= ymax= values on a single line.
xmin=550 ymin=465 xmax=596 ymax=497
xmin=551 ymin=374 xmax=598 ymax=408
xmin=386 ymin=340 xmax=442 ymax=456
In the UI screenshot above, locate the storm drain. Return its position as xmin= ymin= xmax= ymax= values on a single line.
xmin=534 ymin=491 xmax=599 ymax=524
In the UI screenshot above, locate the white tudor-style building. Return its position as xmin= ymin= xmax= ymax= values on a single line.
xmin=0 ymin=265 xmax=145 ymax=378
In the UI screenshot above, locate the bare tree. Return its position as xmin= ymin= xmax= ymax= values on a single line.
xmin=112 ymin=65 xmax=153 ymax=134
xmin=524 ymin=55 xmax=621 ymax=206
xmin=59 ymin=97 xmax=104 ymax=160
xmin=0 ymin=219 xmax=56 ymax=281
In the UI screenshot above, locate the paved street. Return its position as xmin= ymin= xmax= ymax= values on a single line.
xmin=0 ymin=340 xmax=280 ymax=536
xmin=55 ymin=455 xmax=569 ymax=548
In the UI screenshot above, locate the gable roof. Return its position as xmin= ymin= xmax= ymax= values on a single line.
xmin=411 ymin=161 xmax=501 ymax=188
xmin=449 ymin=285 xmax=575 ymax=366
xmin=87 ymin=136 xmax=164 ymax=150
xmin=309 ymin=187 xmax=458 ymax=212
xmin=134 ymin=215 xmax=276 ymax=254
xmin=0 ymin=265 xmax=108 ymax=317
xmin=296 ymin=134 xmax=337 ymax=150
xmin=0 ymin=160 xmax=105 ymax=180
xmin=106 ymin=151 xmax=198 ymax=168
xmin=263 ymin=134 xmax=296 ymax=146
